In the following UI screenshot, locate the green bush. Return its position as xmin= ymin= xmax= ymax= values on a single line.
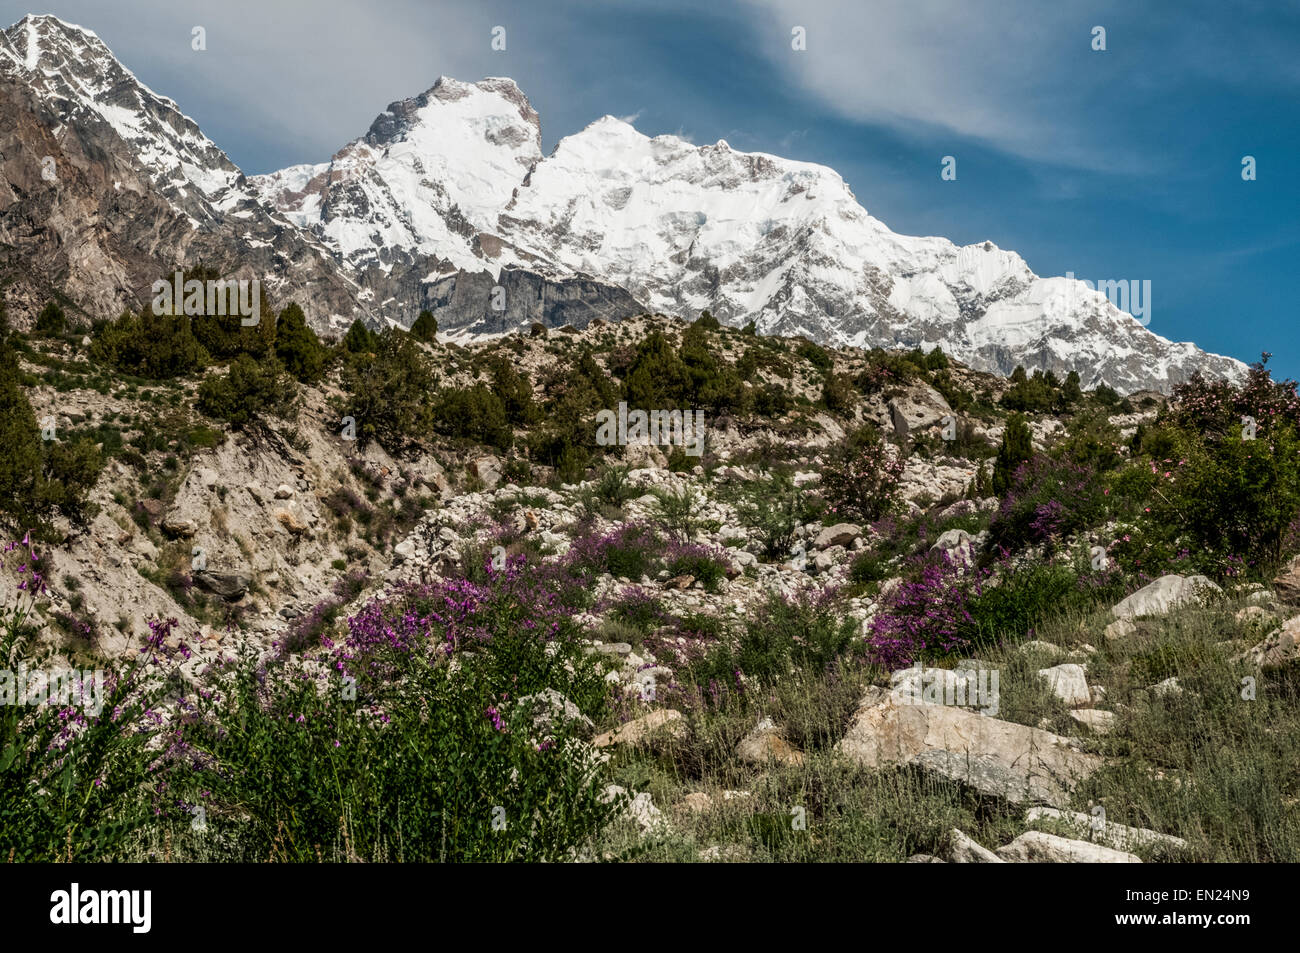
xmin=986 ymin=455 xmax=1109 ymax=557
xmin=795 ymin=340 xmax=833 ymax=371
xmin=962 ymin=555 xmax=1124 ymax=648
xmin=593 ymin=465 xmax=636 ymax=508
xmin=90 ymin=311 xmax=210 ymax=380
xmin=179 ymin=608 xmax=618 ymax=861
xmin=648 ymin=484 xmax=702 ymax=542
xmin=1121 ymin=429 xmax=1300 ymax=578
xmin=0 ymin=594 xmax=172 ymax=861
xmin=197 ymin=355 xmax=296 ymax=428
xmin=730 ymin=471 xmax=810 ymax=559
xmin=821 ymin=372 xmax=857 ymax=415
xmin=687 ymin=591 xmax=857 ymax=690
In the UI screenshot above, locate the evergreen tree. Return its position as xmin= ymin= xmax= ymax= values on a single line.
xmin=1061 ymin=369 xmax=1083 ymax=404
xmin=624 ymin=330 xmax=689 ymax=409
xmin=410 ymin=309 xmax=439 ymax=343
xmin=274 ymin=303 xmax=326 ymax=382
xmin=487 ymin=356 xmax=538 ymax=426
xmin=0 ymin=330 xmax=43 ymax=528
xmin=0 ymin=325 xmax=102 ymax=532
xmin=89 ymin=310 xmax=209 ymax=379
xmin=993 ymin=413 xmax=1034 ymax=496
xmin=197 ymin=355 xmax=296 ymax=429
xmin=693 ymin=310 xmax=721 ymax=331
xmin=341 ymin=329 xmax=434 ymax=452
xmin=174 ymin=266 xmax=275 ymax=359
xmin=35 ymin=301 xmax=66 ymax=336
xmin=343 ymin=319 xmax=379 ymax=355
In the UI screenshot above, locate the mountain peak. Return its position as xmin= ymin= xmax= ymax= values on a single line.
xmin=2 ymin=13 xmax=112 ymax=76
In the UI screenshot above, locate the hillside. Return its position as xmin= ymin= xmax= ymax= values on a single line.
xmin=3 ymin=295 xmax=1299 ymax=863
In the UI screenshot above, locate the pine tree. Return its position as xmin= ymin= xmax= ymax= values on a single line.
xmin=1062 ymin=370 xmax=1083 ymax=403
xmin=410 ymin=309 xmax=439 ymax=343
xmin=0 ymin=330 xmax=43 ymax=527
xmin=274 ymin=303 xmax=326 ymax=382
xmin=35 ymin=300 xmax=66 ymax=336
xmin=342 ymin=319 xmax=379 ymax=354
xmin=993 ymin=413 xmax=1033 ymax=496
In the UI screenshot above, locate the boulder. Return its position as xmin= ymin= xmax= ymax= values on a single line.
xmin=887 ymin=384 xmax=952 ymax=437
xmin=274 ymin=508 xmax=310 ymax=535
xmin=1103 ymin=618 xmax=1137 ymax=643
xmin=735 ymin=717 xmax=804 ymax=767
xmin=470 ymin=455 xmax=503 ymax=488
xmin=836 ymin=691 xmax=1101 ymax=807
xmin=814 ymin=523 xmax=862 ymax=549
xmin=1235 ymin=613 xmax=1300 ymax=671
xmin=1024 ymin=807 xmax=1187 ymax=854
xmin=679 ymin=792 xmax=713 ymax=814
xmin=945 ymin=828 xmax=1005 ymax=863
xmin=601 ymin=785 xmax=668 ymax=835
xmin=1273 ymin=554 xmax=1300 ymax=604
xmin=518 ymin=688 xmax=594 ymax=739
xmin=160 ymin=514 xmax=197 ymax=538
xmin=1037 ymin=663 xmax=1091 ymax=708
xmin=1111 ymin=574 xmax=1221 ymax=619
xmin=592 ymin=709 xmax=685 ymax=748
xmin=930 ymin=528 xmax=975 ymax=568
xmin=1068 ymin=709 xmax=1116 ymax=734
xmin=192 ymin=570 xmax=250 ymax=600
xmin=995 ymin=831 xmax=1141 ymax=863
xmin=1020 ymin=640 xmax=1068 ymax=661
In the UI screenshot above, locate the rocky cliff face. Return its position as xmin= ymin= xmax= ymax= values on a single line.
xmin=0 ymin=14 xmax=366 ymax=332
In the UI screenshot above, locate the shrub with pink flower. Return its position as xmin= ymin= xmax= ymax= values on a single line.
xmin=866 ymin=554 xmax=977 ymax=669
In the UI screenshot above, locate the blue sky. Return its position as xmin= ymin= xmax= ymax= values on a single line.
xmin=6 ymin=0 xmax=1298 ymax=378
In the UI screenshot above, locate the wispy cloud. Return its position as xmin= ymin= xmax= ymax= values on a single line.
xmin=739 ymin=0 xmax=1300 ymax=173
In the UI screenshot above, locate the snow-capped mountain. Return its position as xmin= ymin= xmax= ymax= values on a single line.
xmin=250 ymin=71 xmax=1243 ymax=391
xmin=252 ymin=77 xmax=543 ymax=278
xmin=499 ymin=117 xmax=1246 ymax=392
xmin=1 ymin=14 xmax=1244 ymax=392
